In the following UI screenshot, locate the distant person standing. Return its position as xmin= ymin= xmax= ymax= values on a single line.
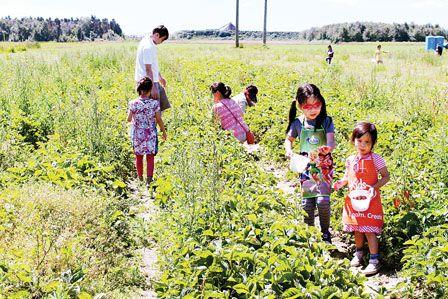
xmin=374 ymin=44 xmax=387 ymax=64
xmin=435 ymin=44 xmax=443 ymax=56
xmin=326 ymin=45 xmax=334 ymax=64
xmin=231 ymin=85 xmax=258 ymax=113
xmin=135 ymin=25 xmax=171 ymax=111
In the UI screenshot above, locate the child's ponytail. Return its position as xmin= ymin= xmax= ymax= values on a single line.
xmin=286 ymin=100 xmax=297 ymax=133
xmin=136 ymin=77 xmax=153 ymax=95
xmin=224 ymin=85 xmax=232 ymax=98
xmin=210 ymin=82 xmax=231 ymax=98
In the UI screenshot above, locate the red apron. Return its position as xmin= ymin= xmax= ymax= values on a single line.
xmin=342 ymin=154 xmax=383 ymax=234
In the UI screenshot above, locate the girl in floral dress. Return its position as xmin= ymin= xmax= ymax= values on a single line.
xmin=127 ymin=77 xmax=167 ymax=185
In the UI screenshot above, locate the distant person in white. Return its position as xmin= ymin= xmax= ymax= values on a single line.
xmin=135 ymin=25 xmax=171 ymax=111
xmin=231 ymin=85 xmax=258 ymax=113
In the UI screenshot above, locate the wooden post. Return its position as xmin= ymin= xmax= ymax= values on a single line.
xmin=236 ymin=0 xmax=239 ymax=47
xmin=263 ymin=0 xmax=267 ymax=45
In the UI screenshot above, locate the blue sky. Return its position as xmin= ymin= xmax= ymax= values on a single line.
xmin=2 ymin=0 xmax=448 ymax=35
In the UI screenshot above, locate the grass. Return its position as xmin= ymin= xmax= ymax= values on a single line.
xmin=0 ymin=40 xmax=447 ymax=297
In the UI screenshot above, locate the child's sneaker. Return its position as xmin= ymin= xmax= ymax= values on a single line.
xmin=322 ymin=233 xmax=332 ymax=244
xmin=362 ymin=260 xmax=380 ymax=275
xmin=350 ymin=251 xmax=364 ymax=267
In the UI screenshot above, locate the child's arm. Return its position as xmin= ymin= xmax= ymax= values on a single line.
xmin=145 ymin=64 xmax=159 ymax=99
xmin=319 ymin=132 xmax=336 ymax=155
xmin=212 ymin=106 xmax=223 ymax=126
xmin=333 ymin=157 xmax=349 ymax=190
xmin=326 ymin=132 xmax=335 ymax=150
xmin=333 ymin=179 xmax=347 ymax=191
xmin=284 ymin=136 xmax=295 ymax=158
xmin=159 ymin=72 xmax=166 ymax=87
xmin=246 ymin=97 xmax=255 ymax=107
xmin=372 ymin=166 xmax=390 ymax=190
xmin=127 ymin=110 xmax=133 ymax=122
xmin=333 ymin=169 xmax=348 ymax=190
xmin=155 ymin=111 xmax=167 ymax=141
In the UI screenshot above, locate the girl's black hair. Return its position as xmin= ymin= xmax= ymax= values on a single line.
xmin=224 ymin=86 xmax=232 ymax=98
xmin=351 ymin=121 xmax=378 ymax=149
xmin=286 ymin=83 xmax=329 ymax=133
xmin=210 ymin=82 xmax=232 ymax=98
xmin=136 ymin=77 xmax=153 ymax=95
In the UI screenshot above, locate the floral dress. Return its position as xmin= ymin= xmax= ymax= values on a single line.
xmin=128 ymin=97 xmax=160 ymax=155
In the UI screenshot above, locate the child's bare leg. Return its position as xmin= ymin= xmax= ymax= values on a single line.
xmin=351 ymin=231 xmax=365 ymax=267
xmin=354 ymin=231 xmax=365 ymax=249
xmin=365 ymin=233 xmax=379 ymax=254
xmin=362 ymin=232 xmax=380 ymax=274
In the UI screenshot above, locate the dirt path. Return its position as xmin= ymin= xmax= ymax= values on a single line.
xmin=362 ymin=269 xmax=403 ymax=297
xmin=257 ymin=151 xmax=403 ymax=298
xmin=130 ymin=181 xmax=159 ymax=298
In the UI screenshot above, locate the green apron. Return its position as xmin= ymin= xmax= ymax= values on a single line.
xmin=299 ymin=126 xmax=326 ymax=154
xmin=298 ymin=117 xmax=332 ymax=198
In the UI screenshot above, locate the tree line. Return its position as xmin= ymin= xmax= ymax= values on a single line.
xmin=0 ymin=16 xmax=123 ymax=42
xmin=302 ymin=22 xmax=447 ymax=42
xmin=174 ymin=22 xmax=447 ymax=42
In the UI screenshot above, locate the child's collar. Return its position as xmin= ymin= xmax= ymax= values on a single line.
xmin=356 ymin=152 xmax=373 ymax=159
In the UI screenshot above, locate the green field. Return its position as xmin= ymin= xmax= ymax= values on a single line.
xmin=0 ymin=41 xmax=447 ymax=298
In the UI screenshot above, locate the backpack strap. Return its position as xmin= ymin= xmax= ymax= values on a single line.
xmin=220 ymin=101 xmax=248 ymax=133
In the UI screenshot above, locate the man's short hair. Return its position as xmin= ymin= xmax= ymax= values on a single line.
xmin=153 ymin=25 xmax=169 ymax=40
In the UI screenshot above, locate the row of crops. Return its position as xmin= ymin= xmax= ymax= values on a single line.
xmin=0 ymin=42 xmax=447 ymax=298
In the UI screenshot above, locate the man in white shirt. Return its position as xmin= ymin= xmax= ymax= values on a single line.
xmin=135 ymin=25 xmax=171 ymax=111
xmin=231 ymin=85 xmax=258 ymax=113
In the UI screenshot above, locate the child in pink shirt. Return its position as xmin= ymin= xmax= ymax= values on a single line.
xmin=211 ymin=82 xmax=249 ymax=143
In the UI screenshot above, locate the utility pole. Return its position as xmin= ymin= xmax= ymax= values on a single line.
xmin=262 ymin=0 xmax=267 ymax=45
xmin=235 ymin=0 xmax=239 ymax=47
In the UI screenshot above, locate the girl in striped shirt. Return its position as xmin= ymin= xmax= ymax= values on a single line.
xmin=333 ymin=121 xmax=390 ymax=275
xmin=211 ymin=82 xmax=250 ymax=143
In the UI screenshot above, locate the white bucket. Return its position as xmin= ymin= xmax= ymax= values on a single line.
xmin=289 ymin=154 xmax=310 ymax=173
xmin=348 ymin=189 xmax=374 ymax=212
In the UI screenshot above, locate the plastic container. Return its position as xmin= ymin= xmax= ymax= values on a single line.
xmin=348 ymin=189 xmax=375 ymax=212
xmin=425 ymin=36 xmax=445 ymax=51
xmin=289 ymin=154 xmax=310 ymax=173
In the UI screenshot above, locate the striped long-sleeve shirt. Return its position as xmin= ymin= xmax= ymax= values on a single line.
xmin=213 ymin=98 xmax=249 ymax=142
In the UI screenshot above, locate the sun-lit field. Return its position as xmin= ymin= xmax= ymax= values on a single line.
xmin=0 ymin=41 xmax=447 ymax=298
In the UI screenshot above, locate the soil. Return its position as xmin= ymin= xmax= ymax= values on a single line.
xmin=130 ymin=181 xmax=159 ymax=298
